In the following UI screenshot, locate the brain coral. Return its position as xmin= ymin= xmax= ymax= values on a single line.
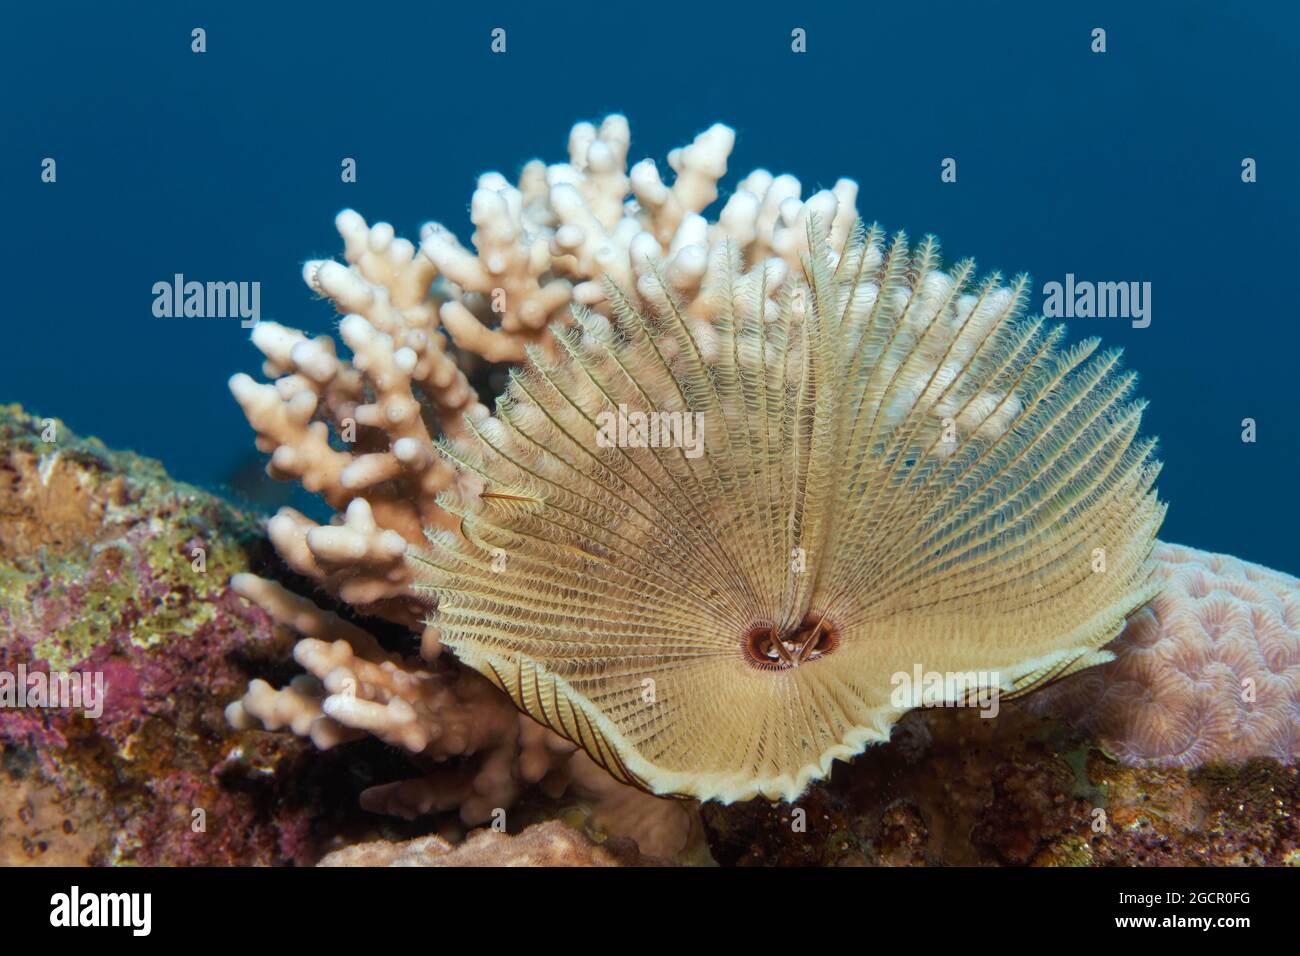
xmin=1030 ymin=542 xmax=1300 ymax=765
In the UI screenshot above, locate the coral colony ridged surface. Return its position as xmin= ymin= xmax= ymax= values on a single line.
xmin=215 ymin=116 xmax=1299 ymax=858
xmin=1030 ymin=542 xmax=1300 ymax=766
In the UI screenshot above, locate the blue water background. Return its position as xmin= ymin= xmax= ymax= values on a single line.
xmin=3 ymin=1 xmax=1297 ymax=573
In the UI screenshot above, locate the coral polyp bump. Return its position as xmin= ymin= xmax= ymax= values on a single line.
xmin=413 ymin=221 xmax=1166 ymax=802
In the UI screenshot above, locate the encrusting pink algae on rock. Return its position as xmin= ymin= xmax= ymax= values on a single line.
xmin=0 ymin=404 xmax=328 ymax=864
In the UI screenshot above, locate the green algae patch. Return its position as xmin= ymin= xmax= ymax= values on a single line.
xmin=0 ymin=404 xmax=344 ymax=866
xmin=0 ymin=404 xmax=267 ymax=668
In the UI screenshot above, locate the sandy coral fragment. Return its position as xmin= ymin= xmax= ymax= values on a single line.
xmin=317 ymin=820 xmax=663 ymax=867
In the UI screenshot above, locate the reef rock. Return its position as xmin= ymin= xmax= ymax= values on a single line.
xmin=318 ymin=820 xmax=663 ymax=867
xmin=701 ymin=701 xmax=1299 ymax=866
xmin=0 ymin=405 xmax=351 ymax=864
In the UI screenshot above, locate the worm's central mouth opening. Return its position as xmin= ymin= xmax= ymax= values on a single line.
xmin=742 ymin=614 xmax=839 ymax=670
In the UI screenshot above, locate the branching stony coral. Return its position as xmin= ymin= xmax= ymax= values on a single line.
xmin=228 ymin=115 xmax=863 ymax=851
xmin=228 ymin=116 xmax=856 ymax=632
xmin=229 ymin=116 xmax=1299 ymax=850
xmin=224 ymin=573 xmax=692 ymax=856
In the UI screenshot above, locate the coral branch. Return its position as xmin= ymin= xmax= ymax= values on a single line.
xmin=227 ymin=572 xmax=694 ymax=857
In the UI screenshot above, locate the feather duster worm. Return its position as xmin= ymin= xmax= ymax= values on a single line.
xmin=411 ymin=223 xmax=1166 ymax=802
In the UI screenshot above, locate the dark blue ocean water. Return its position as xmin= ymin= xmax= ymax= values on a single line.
xmin=3 ymin=1 xmax=1297 ymax=574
